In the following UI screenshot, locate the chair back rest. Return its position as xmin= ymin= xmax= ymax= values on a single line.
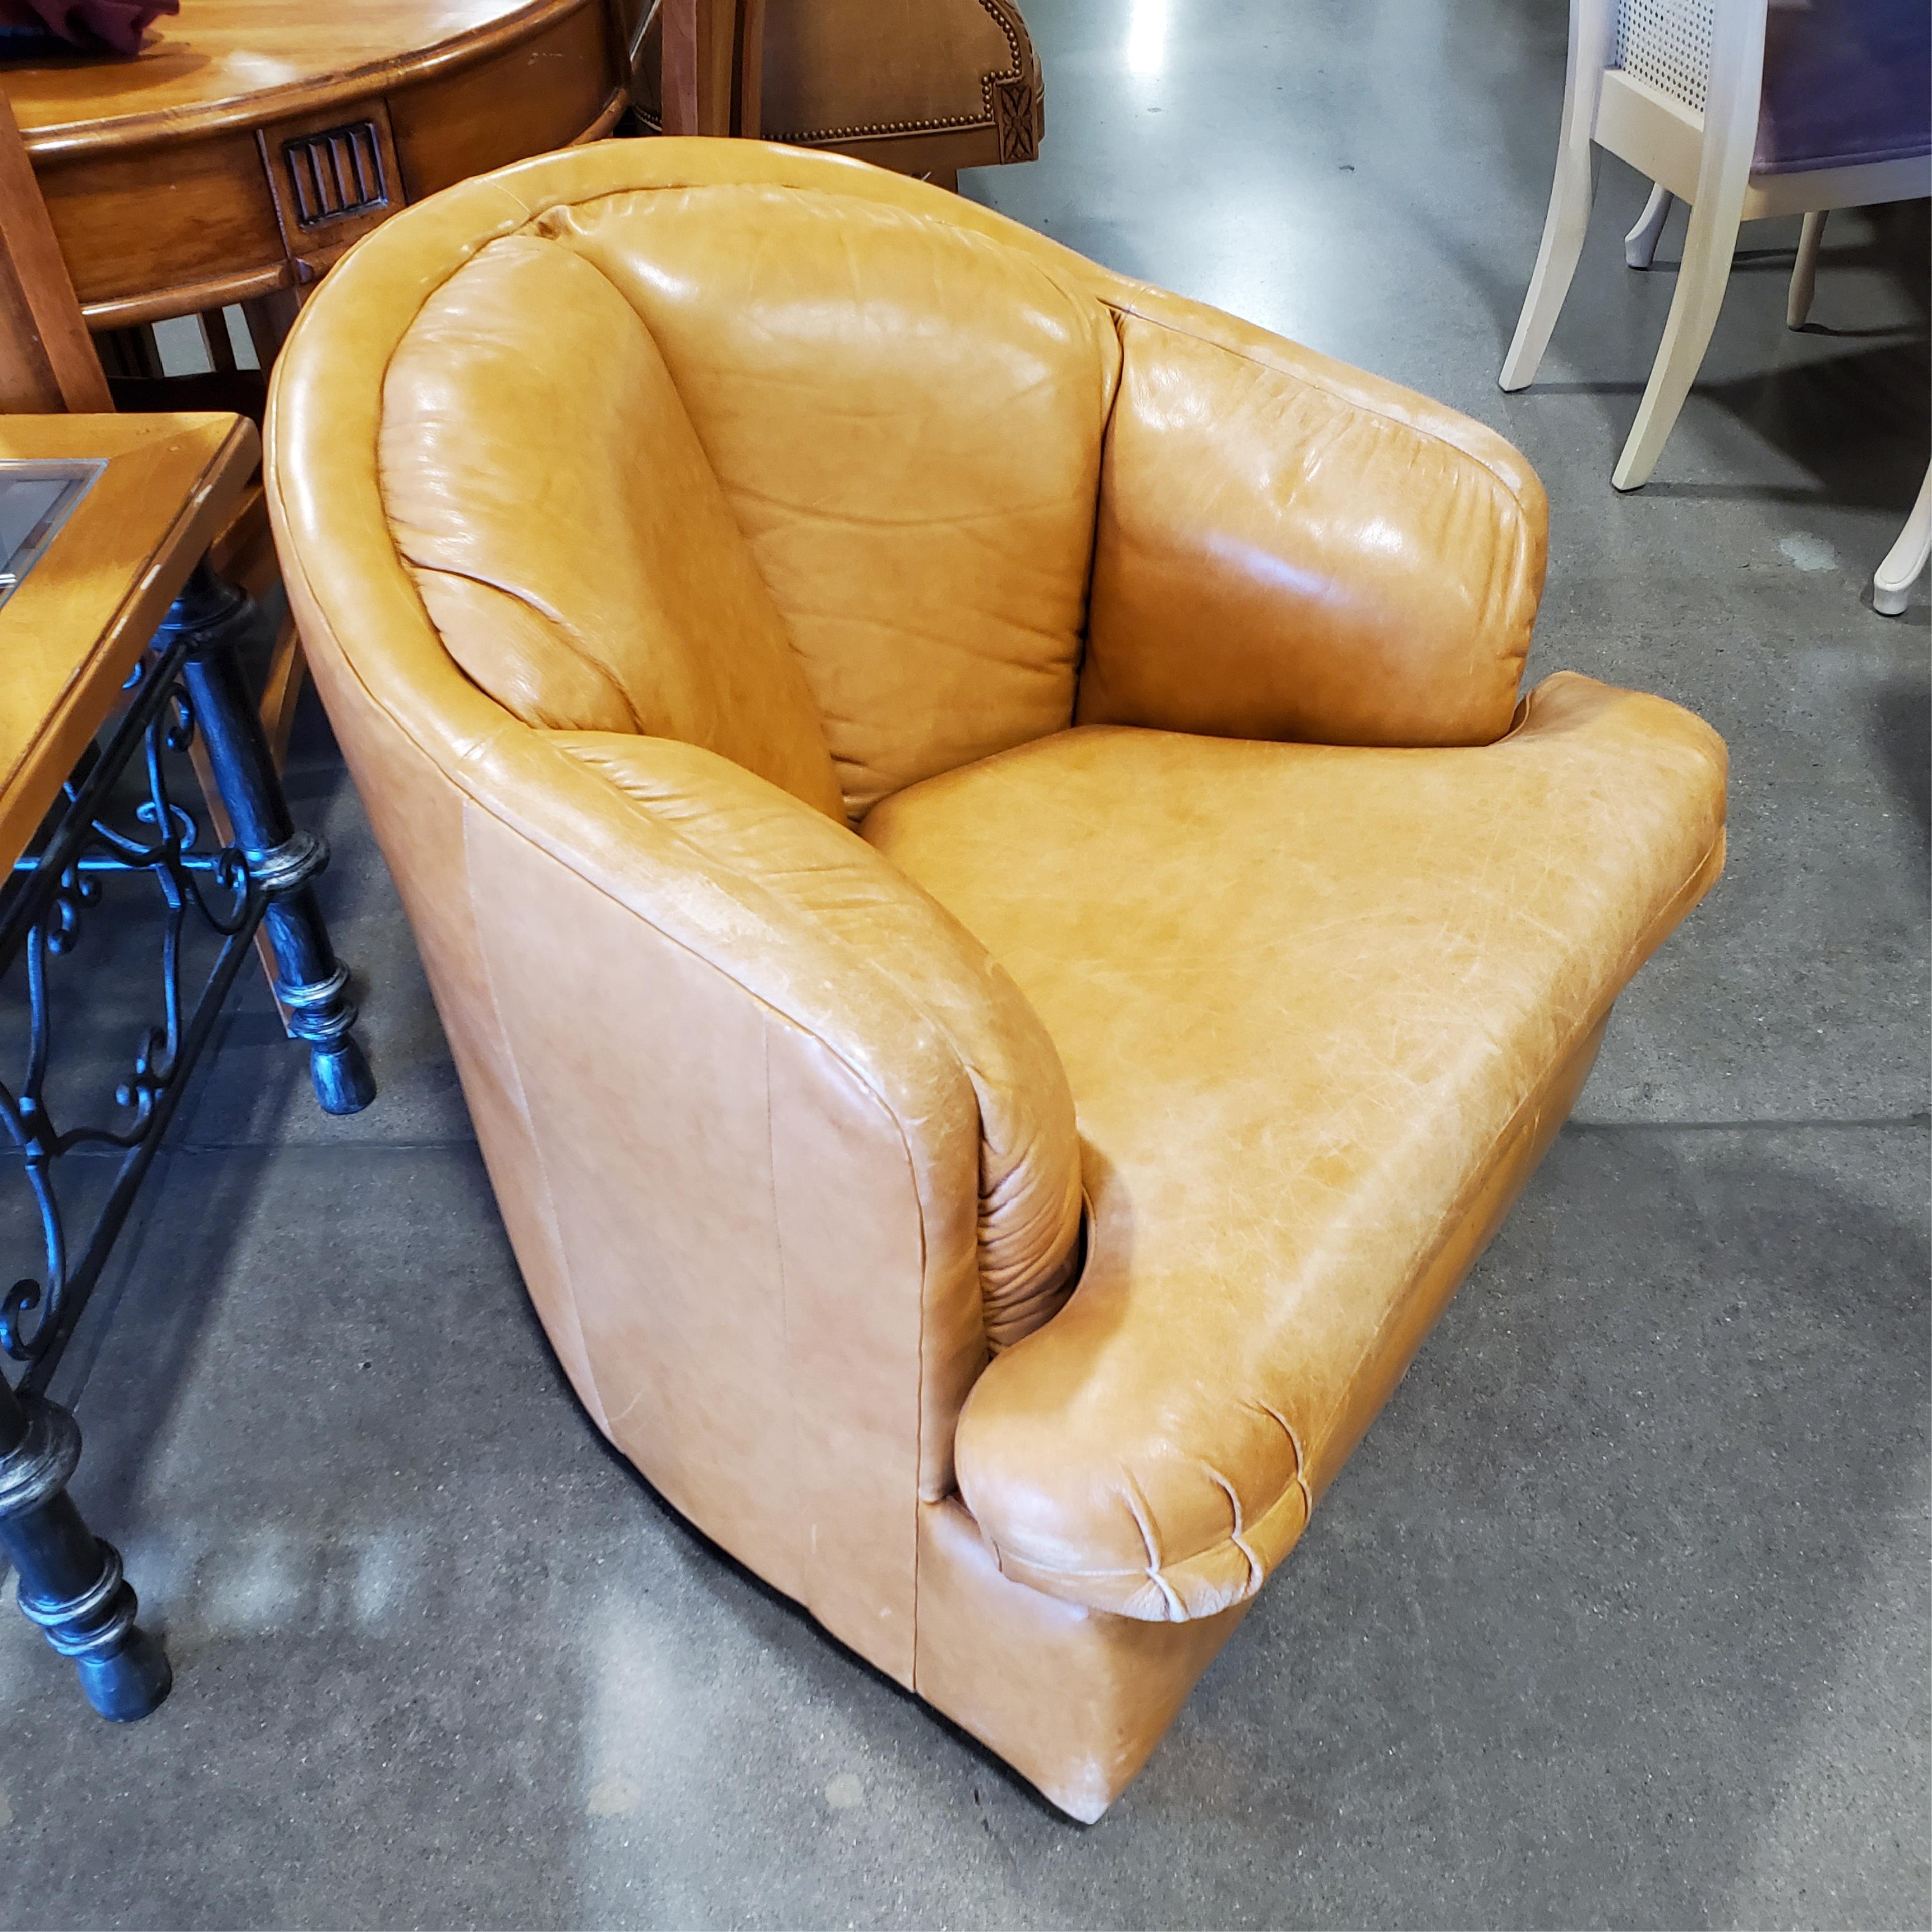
xmin=375 ymin=172 xmax=1121 ymax=819
xmin=1616 ymin=0 xmax=1720 ymax=115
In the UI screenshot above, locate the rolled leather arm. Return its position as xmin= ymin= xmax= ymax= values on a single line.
xmin=273 ymin=505 xmax=1075 ymax=1685
xmin=950 ymin=674 xmax=1729 ymax=1623
xmin=303 ymin=712 xmax=1084 ymax=1679
xmin=1077 ymin=293 xmax=1550 ymax=749
xmin=547 ymin=730 xmax=1085 ymax=1359
xmin=466 ymin=728 xmax=1080 ymax=1495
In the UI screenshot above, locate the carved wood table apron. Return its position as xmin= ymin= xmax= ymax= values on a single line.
xmin=0 ymin=410 xmax=373 ymax=1721
xmin=2 ymin=2 xmax=632 ymax=341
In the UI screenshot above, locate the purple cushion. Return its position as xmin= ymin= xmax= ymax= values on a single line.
xmin=1756 ymin=0 xmax=1932 ymax=174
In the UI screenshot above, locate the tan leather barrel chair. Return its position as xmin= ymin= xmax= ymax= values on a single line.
xmin=265 ymin=139 xmax=1727 ymax=1821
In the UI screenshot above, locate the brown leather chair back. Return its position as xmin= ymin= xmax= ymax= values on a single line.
xmin=646 ymin=0 xmax=1044 ymax=177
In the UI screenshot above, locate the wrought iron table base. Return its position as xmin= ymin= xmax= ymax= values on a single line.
xmin=0 ymin=560 xmax=374 ymax=1718
xmin=174 ymin=567 xmax=373 ymax=1118
xmin=0 ymin=1377 xmax=170 ymax=1720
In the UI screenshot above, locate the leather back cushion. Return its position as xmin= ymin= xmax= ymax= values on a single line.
xmin=542 ymin=185 xmax=1122 ymax=817
xmin=378 ymin=233 xmax=846 ymax=822
xmin=1080 ymin=313 xmax=1539 ymax=747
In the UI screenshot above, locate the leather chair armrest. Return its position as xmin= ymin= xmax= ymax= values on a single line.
xmin=542 ymin=731 xmax=1084 ymax=1351
xmin=307 ymin=716 xmax=1078 ymax=1680
xmin=462 ymin=728 xmax=1080 ymax=1492
xmin=1078 ymin=298 xmax=1550 ymax=748
xmin=273 ymin=529 xmax=1056 ymax=1674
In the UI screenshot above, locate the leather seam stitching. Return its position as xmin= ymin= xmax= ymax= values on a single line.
xmin=1075 ymin=305 xmax=1131 ymax=693
xmin=760 ymin=1022 xmax=803 ymax=1584
xmin=457 ymin=797 xmax=606 ymax=1430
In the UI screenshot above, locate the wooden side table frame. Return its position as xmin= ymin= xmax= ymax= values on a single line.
xmin=6 ymin=2 xmax=635 ymax=332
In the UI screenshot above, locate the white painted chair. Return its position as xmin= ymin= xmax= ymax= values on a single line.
xmin=1501 ymin=0 xmax=1932 ymax=491
xmin=1871 ymin=462 xmax=1930 ymax=615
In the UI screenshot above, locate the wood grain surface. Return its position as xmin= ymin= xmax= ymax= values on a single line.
xmin=2 ymin=1 xmax=627 ymax=324
xmin=0 ymin=411 xmax=256 ymax=868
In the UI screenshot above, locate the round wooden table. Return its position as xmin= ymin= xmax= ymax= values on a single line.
xmin=4 ymin=1 xmax=640 ymax=335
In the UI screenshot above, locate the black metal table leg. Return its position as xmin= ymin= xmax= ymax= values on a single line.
xmin=0 ymin=1377 xmax=169 ymax=1720
xmin=163 ymin=564 xmax=374 ymax=1117
xmin=0 ymin=554 xmax=379 ymax=1718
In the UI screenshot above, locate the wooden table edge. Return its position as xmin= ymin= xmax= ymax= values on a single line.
xmin=0 ymin=413 xmax=259 ymax=872
xmin=8 ymin=0 xmax=601 ymax=158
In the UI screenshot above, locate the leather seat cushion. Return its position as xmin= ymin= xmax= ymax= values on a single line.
xmin=862 ymin=672 xmax=1727 ymax=1620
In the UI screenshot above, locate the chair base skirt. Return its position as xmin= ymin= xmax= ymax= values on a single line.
xmin=913 ymin=1496 xmax=1250 ymax=1823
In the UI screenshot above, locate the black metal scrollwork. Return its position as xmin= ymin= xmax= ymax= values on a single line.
xmin=0 ymin=560 xmax=372 ymax=1726
xmin=0 ymin=631 xmax=265 ymax=1380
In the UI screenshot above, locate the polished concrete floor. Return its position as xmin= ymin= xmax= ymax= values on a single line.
xmin=2 ymin=2 xmax=1927 ymax=1926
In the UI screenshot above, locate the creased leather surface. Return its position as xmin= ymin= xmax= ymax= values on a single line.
xmin=1082 ymin=311 xmax=1545 ymax=747
xmin=378 ymin=230 xmax=844 ymax=820
xmin=540 ymin=184 xmax=1121 ymax=816
xmin=550 ymin=732 xmax=1083 ymax=1350
xmin=865 ymin=674 xmax=1728 ymax=1620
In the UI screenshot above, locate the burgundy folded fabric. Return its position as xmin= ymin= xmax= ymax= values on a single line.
xmin=0 ymin=2 xmax=178 ymax=56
